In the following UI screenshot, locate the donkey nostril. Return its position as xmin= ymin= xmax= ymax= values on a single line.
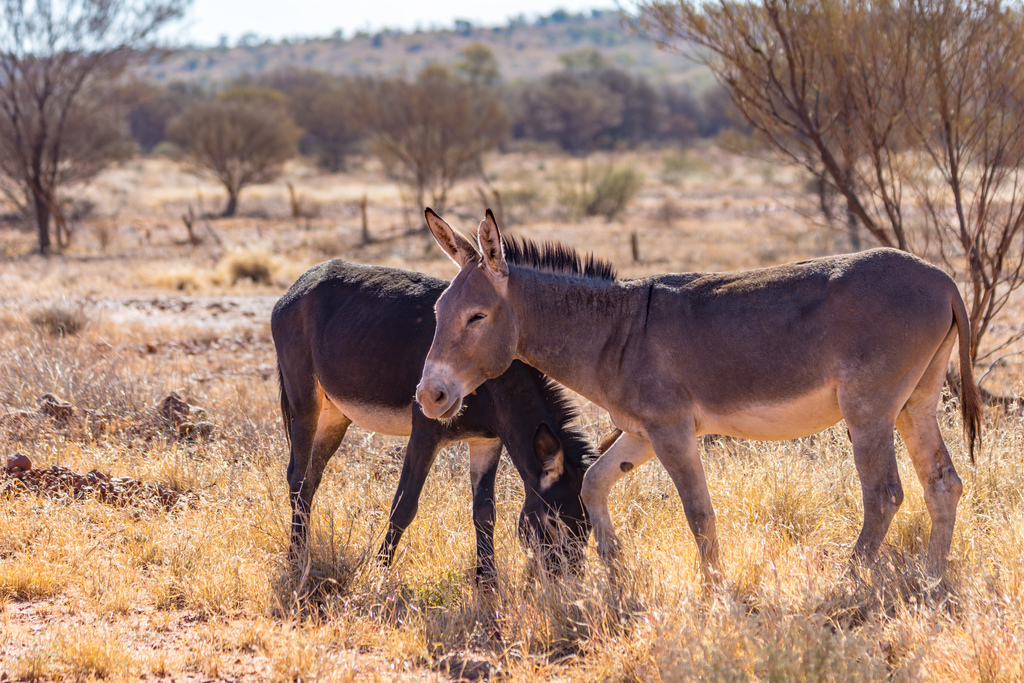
xmin=434 ymin=389 xmax=447 ymax=406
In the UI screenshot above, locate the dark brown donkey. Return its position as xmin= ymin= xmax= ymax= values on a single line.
xmin=417 ymin=209 xmax=981 ymax=580
xmin=272 ymin=259 xmax=596 ymax=580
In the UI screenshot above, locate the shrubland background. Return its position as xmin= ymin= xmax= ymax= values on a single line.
xmin=2 ymin=5 xmax=1024 ymax=682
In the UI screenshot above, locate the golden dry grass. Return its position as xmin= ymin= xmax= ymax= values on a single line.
xmin=1 ymin=146 xmax=1022 ymax=681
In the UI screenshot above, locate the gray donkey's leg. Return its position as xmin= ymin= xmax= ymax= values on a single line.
xmin=580 ymin=431 xmax=655 ymax=563
xmin=896 ymin=332 xmax=963 ymax=576
xmin=647 ymin=421 xmax=721 ymax=584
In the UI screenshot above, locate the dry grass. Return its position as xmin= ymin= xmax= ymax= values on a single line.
xmin=28 ymin=301 xmax=91 ymax=338
xmin=1 ymin=146 xmax=1023 ymax=681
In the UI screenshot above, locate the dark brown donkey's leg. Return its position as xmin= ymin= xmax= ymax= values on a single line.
xmin=468 ymin=439 xmax=504 ymax=583
xmin=285 ymin=382 xmax=350 ymax=557
xmin=378 ymin=428 xmax=446 ymax=566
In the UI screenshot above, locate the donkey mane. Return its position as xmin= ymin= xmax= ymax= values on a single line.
xmin=502 ymin=234 xmax=617 ymax=282
xmin=526 ymin=364 xmax=598 ymax=471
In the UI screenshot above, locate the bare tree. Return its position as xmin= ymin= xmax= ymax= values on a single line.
xmin=361 ymin=65 xmax=509 ymax=216
xmin=257 ymin=69 xmax=367 ymax=172
xmin=0 ymin=0 xmax=189 ymax=254
xmin=519 ymin=71 xmax=623 ymax=155
xmin=638 ymin=0 xmax=1024 ymax=366
xmin=169 ymin=87 xmax=301 ymax=217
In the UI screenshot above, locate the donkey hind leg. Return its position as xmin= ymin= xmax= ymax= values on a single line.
xmin=467 ymin=438 xmax=504 ymax=583
xmin=647 ymin=422 xmax=722 ymax=583
xmin=286 ymin=386 xmax=321 ymax=555
xmin=288 ymin=394 xmax=351 ymax=555
xmin=844 ymin=412 xmax=903 ymax=564
xmin=896 ymin=332 xmax=963 ymax=576
xmin=378 ymin=429 xmax=446 ymax=567
xmin=580 ymin=431 xmax=655 ymax=563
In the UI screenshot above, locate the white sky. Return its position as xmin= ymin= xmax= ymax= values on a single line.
xmin=173 ymin=0 xmax=617 ymax=47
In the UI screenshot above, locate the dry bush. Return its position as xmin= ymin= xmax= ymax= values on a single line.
xmin=28 ymin=301 xmax=90 ymax=338
xmin=556 ymin=160 xmax=643 ymax=222
xmin=218 ymin=246 xmax=276 ymax=285
xmin=0 ymin=331 xmax=143 ymax=417
xmin=143 ymin=266 xmax=204 ymax=292
xmin=586 ymin=163 xmax=644 ymax=221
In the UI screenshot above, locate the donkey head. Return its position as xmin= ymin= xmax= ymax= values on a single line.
xmin=517 ymin=421 xmax=591 ymax=574
xmin=417 ymin=208 xmax=518 ymax=420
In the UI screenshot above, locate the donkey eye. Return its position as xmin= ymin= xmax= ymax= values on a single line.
xmin=468 ymin=313 xmax=486 ymax=325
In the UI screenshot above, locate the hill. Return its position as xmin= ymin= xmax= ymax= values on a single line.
xmin=141 ymin=9 xmax=709 ymax=87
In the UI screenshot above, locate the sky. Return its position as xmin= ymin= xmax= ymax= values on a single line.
xmin=173 ymin=0 xmax=617 ymax=47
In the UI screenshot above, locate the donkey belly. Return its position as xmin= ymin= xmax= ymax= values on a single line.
xmin=695 ymin=384 xmax=843 ymax=441
xmin=324 ymin=393 xmax=413 ymax=437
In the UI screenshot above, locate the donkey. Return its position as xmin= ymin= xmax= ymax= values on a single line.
xmin=272 ymin=259 xmax=597 ymax=580
xmin=416 ymin=209 xmax=981 ymax=580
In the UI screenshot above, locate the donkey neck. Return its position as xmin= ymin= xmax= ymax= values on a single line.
xmin=509 ymin=267 xmax=644 ymax=408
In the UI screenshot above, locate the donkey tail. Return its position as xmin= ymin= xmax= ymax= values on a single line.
xmin=952 ymin=293 xmax=981 ymax=464
xmin=278 ymin=364 xmax=292 ymax=448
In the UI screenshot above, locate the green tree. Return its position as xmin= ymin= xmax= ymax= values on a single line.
xmin=456 ymin=43 xmax=501 ymax=89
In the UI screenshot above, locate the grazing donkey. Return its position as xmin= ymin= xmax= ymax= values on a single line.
xmin=416 ymin=209 xmax=981 ymax=579
xmin=272 ymin=259 xmax=596 ymax=580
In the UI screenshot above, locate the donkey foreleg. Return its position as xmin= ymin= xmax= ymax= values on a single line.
xmin=468 ymin=438 xmax=504 ymax=584
xmin=580 ymin=432 xmax=655 ymax=563
xmin=647 ymin=422 xmax=722 ymax=584
xmin=378 ymin=430 xmax=444 ymax=567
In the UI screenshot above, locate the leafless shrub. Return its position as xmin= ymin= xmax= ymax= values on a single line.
xmin=360 ymin=65 xmax=508 ymax=215
xmin=169 ymin=87 xmax=301 ymax=217
xmin=29 ymin=303 xmax=90 ymax=338
xmin=220 ymin=247 xmax=275 ymax=285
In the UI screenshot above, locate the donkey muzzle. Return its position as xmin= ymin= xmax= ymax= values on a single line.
xmin=416 ymin=370 xmax=463 ymax=420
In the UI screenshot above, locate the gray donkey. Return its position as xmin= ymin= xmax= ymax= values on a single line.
xmin=416 ymin=209 xmax=981 ymax=580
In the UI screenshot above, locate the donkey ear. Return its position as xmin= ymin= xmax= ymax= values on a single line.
xmin=477 ymin=209 xmax=508 ymax=282
xmin=425 ymin=208 xmax=477 ymax=267
xmin=534 ymin=422 xmax=564 ymax=482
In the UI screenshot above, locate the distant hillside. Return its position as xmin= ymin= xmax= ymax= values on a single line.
xmin=142 ymin=9 xmax=710 ymax=87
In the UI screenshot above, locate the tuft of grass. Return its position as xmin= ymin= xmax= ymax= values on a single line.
xmin=28 ymin=301 xmax=90 ymax=338
xmin=145 ymin=266 xmax=204 ymax=292
xmin=555 ymin=160 xmax=644 ymax=222
xmin=219 ymin=246 xmax=276 ymax=285
xmin=0 ymin=559 xmax=68 ymax=601
xmin=56 ymin=629 xmax=135 ymax=680
xmin=586 ymin=164 xmax=644 ymax=221
xmin=10 ymin=648 xmax=52 ymax=682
